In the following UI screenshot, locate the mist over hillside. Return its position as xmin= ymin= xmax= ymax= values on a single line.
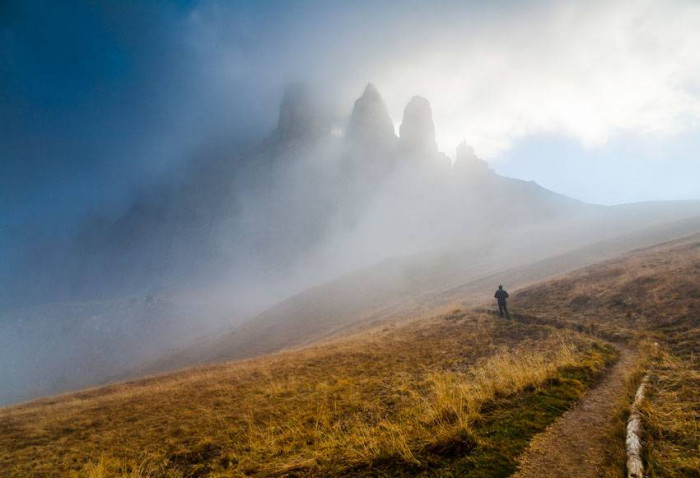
xmin=1 ymin=83 xmax=596 ymax=310
xmin=2 ymin=81 xmax=700 ymax=405
xmin=5 ymin=4 xmax=700 ymax=477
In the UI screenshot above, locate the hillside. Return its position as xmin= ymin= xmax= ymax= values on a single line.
xmin=5 ymin=79 xmax=700 ymax=407
xmin=2 ymin=81 xmax=648 ymax=407
xmin=514 ymin=231 xmax=700 ymax=351
xmin=3 ymin=83 xmax=597 ymax=312
xmin=0 ymin=295 xmax=234 ymax=406
xmin=0 ymin=309 xmax=615 ymax=477
xmin=513 ymin=233 xmax=700 ymax=476
xmin=2 ymin=229 xmax=700 ymax=476
xmin=6 ymin=3 xmax=700 ymax=477
xmin=143 ymin=214 xmax=700 ymax=374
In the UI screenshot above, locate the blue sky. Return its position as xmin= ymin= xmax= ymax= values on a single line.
xmin=494 ymin=130 xmax=700 ymax=205
xmin=2 ymin=0 xmax=699 ymax=233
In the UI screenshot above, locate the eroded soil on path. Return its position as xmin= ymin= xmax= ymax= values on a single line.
xmin=513 ymin=345 xmax=637 ymax=478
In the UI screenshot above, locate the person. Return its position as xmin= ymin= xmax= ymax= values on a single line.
xmin=494 ymin=285 xmax=510 ymax=318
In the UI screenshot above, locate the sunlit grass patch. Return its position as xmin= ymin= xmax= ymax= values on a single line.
xmin=515 ymin=236 xmax=700 ymax=477
xmin=643 ymin=349 xmax=700 ymax=478
xmin=0 ymin=310 xmax=612 ymax=477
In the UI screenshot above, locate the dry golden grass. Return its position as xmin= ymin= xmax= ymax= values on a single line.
xmin=515 ymin=235 xmax=700 ymax=477
xmin=7 ymin=235 xmax=699 ymax=476
xmin=598 ymin=342 xmax=656 ymax=478
xmin=515 ymin=236 xmax=700 ymax=338
xmin=0 ymin=310 xmax=602 ymax=477
xmin=642 ymin=350 xmax=700 ymax=477
xmin=427 ymin=342 xmax=578 ymax=429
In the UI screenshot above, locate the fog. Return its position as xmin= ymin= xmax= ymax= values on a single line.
xmin=2 ymin=0 xmax=700 ymax=405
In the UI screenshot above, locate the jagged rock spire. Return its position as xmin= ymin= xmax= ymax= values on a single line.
xmin=453 ymin=141 xmax=492 ymax=174
xmin=455 ymin=142 xmax=479 ymax=163
xmin=399 ymin=96 xmax=437 ymax=156
xmin=341 ymin=84 xmax=398 ymax=185
xmin=346 ymin=83 xmax=396 ymax=145
xmin=275 ymin=83 xmax=327 ymax=143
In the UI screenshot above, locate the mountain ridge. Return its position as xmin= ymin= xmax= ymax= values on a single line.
xmin=3 ymin=82 xmax=700 ymax=406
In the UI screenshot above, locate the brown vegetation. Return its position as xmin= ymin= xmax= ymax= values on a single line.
xmin=0 ymin=310 xmax=609 ymax=477
xmin=514 ymin=234 xmax=700 ymax=477
xmin=513 ymin=345 xmax=638 ymax=478
xmin=3 ymin=233 xmax=699 ymax=477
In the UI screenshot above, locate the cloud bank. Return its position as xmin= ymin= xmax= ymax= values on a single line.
xmin=187 ymin=0 xmax=700 ymax=157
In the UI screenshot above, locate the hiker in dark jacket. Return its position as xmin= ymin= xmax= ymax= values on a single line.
xmin=494 ymin=285 xmax=510 ymax=318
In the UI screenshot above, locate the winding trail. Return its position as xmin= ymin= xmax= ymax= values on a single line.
xmin=513 ymin=344 xmax=638 ymax=478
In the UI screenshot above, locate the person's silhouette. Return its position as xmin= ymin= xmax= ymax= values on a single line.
xmin=494 ymin=285 xmax=510 ymax=318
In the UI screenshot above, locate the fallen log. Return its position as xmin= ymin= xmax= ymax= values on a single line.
xmin=626 ymin=374 xmax=649 ymax=478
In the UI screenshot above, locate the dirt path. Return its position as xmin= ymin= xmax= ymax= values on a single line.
xmin=512 ymin=344 xmax=637 ymax=478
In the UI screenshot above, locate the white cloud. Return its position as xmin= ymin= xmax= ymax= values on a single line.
xmin=371 ymin=0 xmax=700 ymax=158
xmin=190 ymin=0 xmax=700 ymax=160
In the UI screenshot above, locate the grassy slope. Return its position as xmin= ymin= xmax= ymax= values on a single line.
xmin=0 ymin=311 xmax=614 ymax=477
xmin=2 ymin=228 xmax=699 ymax=477
xmin=514 ymin=234 xmax=700 ymax=477
xmin=143 ymin=217 xmax=700 ymax=376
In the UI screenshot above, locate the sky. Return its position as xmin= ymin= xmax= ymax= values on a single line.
xmin=2 ymin=0 xmax=700 ymax=236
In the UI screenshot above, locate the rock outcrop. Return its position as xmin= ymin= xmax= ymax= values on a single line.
xmin=274 ymin=83 xmax=328 ymax=144
xmin=346 ymin=83 xmax=396 ymax=147
xmin=453 ymin=141 xmax=492 ymax=176
xmin=342 ymin=84 xmax=398 ymax=186
xmin=399 ymin=95 xmax=438 ymax=157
